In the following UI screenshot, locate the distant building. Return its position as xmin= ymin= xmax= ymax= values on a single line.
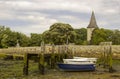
xmin=87 ymin=11 xmax=99 ymax=44
xmin=16 ymin=40 xmax=20 ymax=47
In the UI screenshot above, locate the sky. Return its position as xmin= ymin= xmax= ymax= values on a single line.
xmin=0 ymin=0 xmax=120 ymax=35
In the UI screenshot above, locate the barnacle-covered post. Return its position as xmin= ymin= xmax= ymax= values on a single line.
xmin=38 ymin=41 xmax=45 ymax=75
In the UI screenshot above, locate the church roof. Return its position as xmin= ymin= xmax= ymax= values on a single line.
xmin=87 ymin=11 xmax=98 ymax=28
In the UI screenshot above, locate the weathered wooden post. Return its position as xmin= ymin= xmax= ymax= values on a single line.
xmin=38 ymin=41 xmax=45 ymax=75
xmin=51 ymin=44 xmax=55 ymax=69
xmin=46 ymin=48 xmax=51 ymax=67
xmin=70 ymin=46 xmax=74 ymax=58
xmin=108 ymin=45 xmax=113 ymax=72
xmin=64 ymin=44 xmax=68 ymax=59
xmin=103 ymin=45 xmax=109 ymax=68
xmin=23 ymin=53 xmax=29 ymax=75
xmin=100 ymin=42 xmax=114 ymax=72
xmin=103 ymin=47 xmax=106 ymax=68
xmin=58 ymin=45 xmax=61 ymax=62
xmin=38 ymin=54 xmax=45 ymax=75
xmin=62 ymin=45 xmax=67 ymax=61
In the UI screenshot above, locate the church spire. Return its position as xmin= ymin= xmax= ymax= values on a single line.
xmin=87 ymin=11 xmax=98 ymax=28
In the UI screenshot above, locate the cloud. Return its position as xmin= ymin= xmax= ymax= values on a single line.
xmin=0 ymin=0 xmax=119 ymax=35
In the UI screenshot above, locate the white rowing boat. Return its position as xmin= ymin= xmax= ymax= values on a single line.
xmin=73 ymin=57 xmax=97 ymax=63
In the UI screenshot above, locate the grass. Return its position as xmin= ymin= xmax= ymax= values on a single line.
xmin=0 ymin=53 xmax=6 ymax=58
xmin=0 ymin=58 xmax=120 ymax=79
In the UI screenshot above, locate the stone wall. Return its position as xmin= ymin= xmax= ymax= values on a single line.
xmin=67 ymin=45 xmax=120 ymax=58
xmin=0 ymin=45 xmax=120 ymax=58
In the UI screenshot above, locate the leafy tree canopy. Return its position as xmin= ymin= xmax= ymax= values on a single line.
xmin=30 ymin=33 xmax=42 ymax=46
xmin=74 ymin=28 xmax=87 ymax=45
xmin=43 ymin=23 xmax=76 ymax=45
xmin=91 ymin=28 xmax=120 ymax=45
xmin=0 ymin=26 xmax=30 ymax=48
xmin=0 ymin=24 xmax=120 ymax=48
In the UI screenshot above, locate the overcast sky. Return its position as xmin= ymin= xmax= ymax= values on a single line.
xmin=0 ymin=0 xmax=120 ymax=35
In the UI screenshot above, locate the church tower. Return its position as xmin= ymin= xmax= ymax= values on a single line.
xmin=87 ymin=11 xmax=98 ymax=44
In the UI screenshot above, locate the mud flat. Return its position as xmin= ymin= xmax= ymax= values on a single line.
xmin=0 ymin=59 xmax=120 ymax=79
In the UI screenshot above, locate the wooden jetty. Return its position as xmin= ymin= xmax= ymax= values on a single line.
xmin=0 ymin=44 xmax=70 ymax=75
xmin=0 ymin=42 xmax=116 ymax=75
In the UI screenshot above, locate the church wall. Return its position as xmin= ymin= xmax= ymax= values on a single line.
xmin=87 ymin=28 xmax=95 ymax=42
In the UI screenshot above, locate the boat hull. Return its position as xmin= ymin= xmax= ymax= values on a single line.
xmin=58 ymin=63 xmax=95 ymax=71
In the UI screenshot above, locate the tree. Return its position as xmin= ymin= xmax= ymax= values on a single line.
xmin=91 ymin=28 xmax=108 ymax=45
xmin=17 ymin=32 xmax=31 ymax=47
xmin=74 ymin=28 xmax=87 ymax=45
xmin=91 ymin=28 xmax=119 ymax=45
xmin=30 ymin=33 xmax=42 ymax=46
xmin=112 ymin=30 xmax=120 ymax=45
xmin=43 ymin=30 xmax=53 ymax=44
xmin=0 ymin=26 xmax=14 ymax=48
xmin=43 ymin=23 xmax=76 ymax=45
xmin=0 ymin=26 xmax=31 ymax=48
